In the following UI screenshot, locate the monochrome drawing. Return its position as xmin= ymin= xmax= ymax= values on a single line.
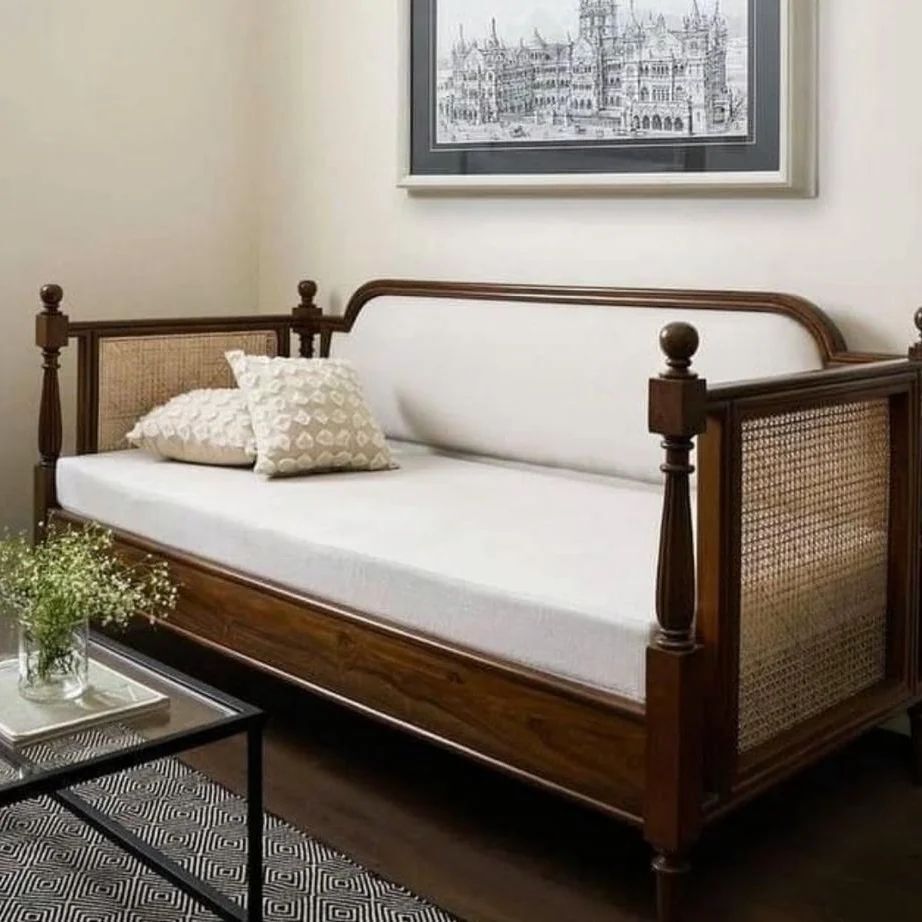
xmin=434 ymin=0 xmax=748 ymax=148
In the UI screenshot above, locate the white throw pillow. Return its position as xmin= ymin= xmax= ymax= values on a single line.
xmin=127 ymin=389 xmax=256 ymax=467
xmin=225 ymin=351 xmax=396 ymax=477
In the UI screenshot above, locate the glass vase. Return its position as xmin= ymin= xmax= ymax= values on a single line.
xmin=18 ymin=614 xmax=89 ymax=703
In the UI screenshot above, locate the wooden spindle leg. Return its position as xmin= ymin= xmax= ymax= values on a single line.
xmin=653 ymin=852 xmax=691 ymax=922
xmin=910 ymin=703 xmax=922 ymax=787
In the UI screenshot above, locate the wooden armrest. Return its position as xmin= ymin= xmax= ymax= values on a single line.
xmin=69 ymin=314 xmax=294 ymax=337
xmin=706 ymin=358 xmax=915 ymax=404
xmin=648 ymin=314 xmax=922 ymax=823
xmin=33 ymin=282 xmax=325 ymax=529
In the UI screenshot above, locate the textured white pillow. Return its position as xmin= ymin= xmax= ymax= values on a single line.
xmin=127 ymin=389 xmax=256 ymax=467
xmin=225 ymin=351 xmax=396 ymax=478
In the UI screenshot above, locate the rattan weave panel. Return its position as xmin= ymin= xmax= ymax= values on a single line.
xmin=737 ymin=400 xmax=891 ymax=753
xmin=97 ymin=332 xmax=277 ymax=452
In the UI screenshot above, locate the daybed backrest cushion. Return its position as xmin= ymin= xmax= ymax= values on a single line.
xmin=331 ymin=297 xmax=825 ymax=483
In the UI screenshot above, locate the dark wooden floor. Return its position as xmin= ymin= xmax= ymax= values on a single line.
xmin=129 ymin=628 xmax=922 ymax=922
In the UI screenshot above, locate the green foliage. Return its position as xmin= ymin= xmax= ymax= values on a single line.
xmin=0 ymin=523 xmax=177 ymax=681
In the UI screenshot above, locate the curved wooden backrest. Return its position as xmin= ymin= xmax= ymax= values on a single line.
xmin=324 ymin=279 xmax=850 ymax=481
xmin=321 ymin=279 xmax=850 ymax=366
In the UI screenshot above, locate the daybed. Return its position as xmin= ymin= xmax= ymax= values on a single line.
xmin=33 ymin=279 xmax=922 ymax=921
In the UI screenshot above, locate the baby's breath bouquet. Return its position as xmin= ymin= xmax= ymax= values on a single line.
xmin=0 ymin=523 xmax=177 ymax=702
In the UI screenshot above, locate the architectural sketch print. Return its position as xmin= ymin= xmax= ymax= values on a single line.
xmin=436 ymin=0 xmax=748 ymax=146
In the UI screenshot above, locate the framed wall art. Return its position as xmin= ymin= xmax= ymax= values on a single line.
xmin=400 ymin=0 xmax=817 ymax=194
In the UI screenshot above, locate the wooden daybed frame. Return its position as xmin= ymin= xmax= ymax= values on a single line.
xmin=33 ymin=279 xmax=922 ymax=922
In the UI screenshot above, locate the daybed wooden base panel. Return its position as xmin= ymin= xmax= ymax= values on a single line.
xmin=60 ymin=519 xmax=921 ymax=829
xmin=55 ymin=511 xmax=648 ymax=824
xmin=35 ymin=280 xmax=922 ymax=922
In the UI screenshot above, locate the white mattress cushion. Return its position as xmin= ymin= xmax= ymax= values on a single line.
xmin=56 ymin=445 xmax=665 ymax=701
xmin=332 ymin=297 xmax=825 ymax=482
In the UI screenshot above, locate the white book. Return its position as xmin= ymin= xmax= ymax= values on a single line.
xmin=0 ymin=657 xmax=170 ymax=748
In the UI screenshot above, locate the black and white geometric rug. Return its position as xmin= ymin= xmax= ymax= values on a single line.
xmin=0 ymin=732 xmax=458 ymax=921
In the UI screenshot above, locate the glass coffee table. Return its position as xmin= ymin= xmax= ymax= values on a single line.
xmin=0 ymin=634 xmax=265 ymax=922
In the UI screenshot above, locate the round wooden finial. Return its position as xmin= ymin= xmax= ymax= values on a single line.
xmin=659 ymin=322 xmax=699 ymax=375
xmin=40 ymin=283 xmax=63 ymax=309
xmin=298 ymin=280 xmax=318 ymax=304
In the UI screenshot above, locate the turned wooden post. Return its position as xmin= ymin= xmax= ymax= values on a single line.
xmin=34 ymin=284 xmax=69 ymax=541
xmin=645 ymin=322 xmax=708 ymax=922
xmin=909 ymin=308 xmax=922 ymax=361
xmin=909 ymin=311 xmax=922 ymax=784
xmin=650 ymin=323 xmax=707 ymax=651
xmin=291 ymin=280 xmax=323 ymax=359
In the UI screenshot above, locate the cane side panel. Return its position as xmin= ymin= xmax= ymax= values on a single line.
xmin=737 ymin=400 xmax=891 ymax=753
xmin=97 ymin=332 xmax=278 ymax=452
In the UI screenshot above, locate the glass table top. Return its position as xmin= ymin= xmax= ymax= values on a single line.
xmin=0 ymin=634 xmax=257 ymax=802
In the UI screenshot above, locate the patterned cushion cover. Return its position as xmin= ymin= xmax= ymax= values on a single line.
xmin=127 ymin=389 xmax=256 ymax=467
xmin=225 ymin=351 xmax=396 ymax=477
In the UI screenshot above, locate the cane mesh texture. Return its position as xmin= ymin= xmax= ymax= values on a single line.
xmin=97 ymin=332 xmax=278 ymax=452
xmin=737 ymin=400 xmax=890 ymax=753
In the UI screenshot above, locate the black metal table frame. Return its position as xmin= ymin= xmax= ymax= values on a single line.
xmin=0 ymin=634 xmax=266 ymax=922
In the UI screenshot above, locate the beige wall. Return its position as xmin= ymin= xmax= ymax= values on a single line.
xmin=4 ymin=0 xmax=922 ymax=532
xmin=257 ymin=0 xmax=922 ymax=351
xmin=0 ymin=0 xmax=260 ymax=531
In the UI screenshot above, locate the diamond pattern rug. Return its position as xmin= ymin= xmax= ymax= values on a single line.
xmin=0 ymin=746 xmax=458 ymax=921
